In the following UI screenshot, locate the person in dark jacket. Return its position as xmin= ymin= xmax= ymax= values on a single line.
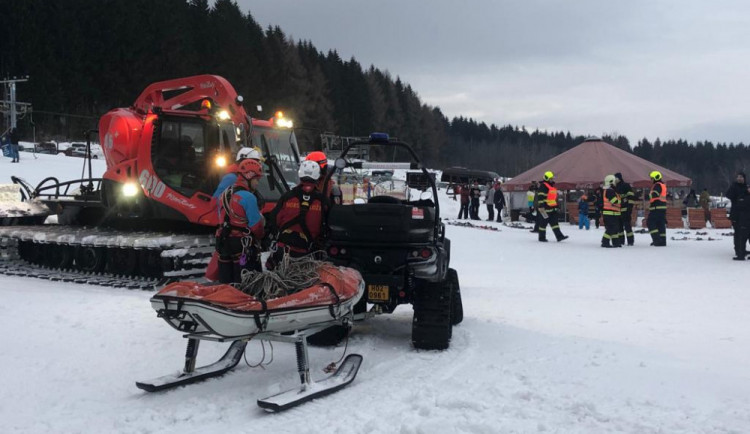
xmin=457 ymin=184 xmax=470 ymax=219
xmin=529 ymin=181 xmax=540 ymax=231
xmin=9 ymin=127 xmax=20 ymax=163
xmin=726 ymin=171 xmax=750 ymax=260
xmin=614 ymin=172 xmax=635 ymax=245
xmin=469 ymin=181 xmax=481 ymax=220
xmin=493 ymin=183 xmax=506 ymax=223
xmin=592 ymin=187 xmax=603 ymax=229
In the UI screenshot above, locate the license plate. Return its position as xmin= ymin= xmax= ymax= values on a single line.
xmin=367 ymin=284 xmax=389 ymax=302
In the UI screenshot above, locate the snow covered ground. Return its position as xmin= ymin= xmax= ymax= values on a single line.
xmin=1 ymin=157 xmax=749 ymax=433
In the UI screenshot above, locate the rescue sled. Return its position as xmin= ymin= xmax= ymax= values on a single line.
xmin=137 ymin=263 xmax=365 ymax=412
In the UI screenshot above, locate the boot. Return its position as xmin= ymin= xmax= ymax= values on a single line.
xmin=557 ymin=235 xmax=569 ymax=242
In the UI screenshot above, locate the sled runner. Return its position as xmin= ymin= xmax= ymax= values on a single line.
xmin=137 ymin=263 xmax=365 ymax=412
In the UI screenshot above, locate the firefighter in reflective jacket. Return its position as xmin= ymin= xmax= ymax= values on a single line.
xmin=305 ymin=151 xmax=342 ymax=205
xmin=602 ymin=175 xmax=623 ymax=248
xmin=614 ymin=172 xmax=636 ymax=246
xmin=267 ymin=160 xmax=329 ymax=269
xmin=647 ymin=170 xmax=668 ymax=246
xmin=215 ymin=159 xmax=265 ymax=283
xmin=536 ymin=171 xmax=568 ymax=242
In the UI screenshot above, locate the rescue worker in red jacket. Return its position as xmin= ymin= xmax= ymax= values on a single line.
xmin=215 ymin=159 xmax=265 ymax=283
xmin=601 ymin=175 xmax=623 ymax=248
xmin=266 ymin=160 xmax=329 ymax=269
xmin=305 ymin=151 xmax=342 ymax=205
xmin=647 ymin=170 xmax=668 ymax=246
xmin=536 ymin=171 xmax=568 ymax=242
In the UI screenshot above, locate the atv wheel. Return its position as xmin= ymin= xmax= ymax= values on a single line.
xmin=412 ymin=279 xmax=452 ymax=350
xmin=307 ymin=323 xmax=351 ymax=347
xmin=448 ymin=268 xmax=463 ymax=325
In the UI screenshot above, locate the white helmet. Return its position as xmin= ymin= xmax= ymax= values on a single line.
xmin=236 ymin=147 xmax=261 ymax=161
xmin=298 ymin=160 xmax=321 ymax=182
xmin=604 ymin=174 xmax=616 ymax=188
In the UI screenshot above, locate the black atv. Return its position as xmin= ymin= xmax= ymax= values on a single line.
xmin=319 ymin=133 xmax=462 ymax=350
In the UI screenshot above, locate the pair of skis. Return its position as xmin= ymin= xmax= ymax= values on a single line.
xmin=135 ymin=328 xmax=363 ymax=413
xmin=446 ymin=220 xmax=501 ymax=232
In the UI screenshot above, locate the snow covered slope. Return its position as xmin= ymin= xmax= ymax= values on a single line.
xmin=1 ymin=157 xmax=748 ymax=433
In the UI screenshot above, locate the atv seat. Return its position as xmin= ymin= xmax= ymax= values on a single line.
xmin=368 ymin=195 xmax=402 ymax=204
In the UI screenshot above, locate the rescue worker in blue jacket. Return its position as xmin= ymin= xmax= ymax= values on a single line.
xmin=536 ymin=171 xmax=568 ymax=242
xmin=647 ymin=170 xmax=667 ymax=246
xmin=215 ymin=159 xmax=265 ymax=283
xmin=213 ymin=147 xmax=265 ymax=209
xmin=601 ymin=175 xmax=623 ymax=247
xmin=614 ymin=172 xmax=636 ymax=245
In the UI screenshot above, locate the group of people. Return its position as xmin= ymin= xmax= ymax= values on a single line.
xmin=456 ymin=181 xmax=506 ymax=222
xmin=527 ymin=170 xmax=667 ymax=247
xmin=598 ymin=171 xmax=661 ymax=248
xmin=211 ymin=149 xmax=337 ymax=284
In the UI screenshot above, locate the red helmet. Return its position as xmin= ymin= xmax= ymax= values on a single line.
xmin=238 ymin=159 xmax=263 ymax=180
xmin=305 ymin=151 xmax=328 ymax=169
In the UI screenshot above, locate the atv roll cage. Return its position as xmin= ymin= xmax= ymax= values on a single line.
xmin=323 ymin=134 xmax=442 ymax=241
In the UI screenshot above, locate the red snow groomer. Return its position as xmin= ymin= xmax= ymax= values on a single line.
xmin=0 ymin=75 xmax=301 ymax=286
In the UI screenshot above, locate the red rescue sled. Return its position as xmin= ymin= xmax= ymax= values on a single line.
xmin=150 ymin=263 xmax=364 ymax=338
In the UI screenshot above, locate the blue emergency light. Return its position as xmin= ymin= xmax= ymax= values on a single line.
xmin=369 ymin=132 xmax=390 ymax=143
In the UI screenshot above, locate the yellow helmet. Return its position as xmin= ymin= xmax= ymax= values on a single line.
xmin=543 ymin=171 xmax=554 ymax=181
xmin=604 ymin=174 xmax=616 ymax=187
xmin=649 ymin=170 xmax=662 ymax=181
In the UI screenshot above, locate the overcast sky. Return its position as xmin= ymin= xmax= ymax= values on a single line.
xmin=237 ymin=0 xmax=750 ymax=144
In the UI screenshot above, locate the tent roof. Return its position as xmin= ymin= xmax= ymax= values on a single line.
xmin=440 ymin=167 xmax=499 ymax=183
xmin=501 ymin=139 xmax=692 ymax=191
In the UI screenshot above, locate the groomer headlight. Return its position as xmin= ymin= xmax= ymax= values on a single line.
xmin=122 ymin=182 xmax=139 ymax=197
xmin=217 ymin=110 xmax=231 ymax=121
xmin=215 ymin=155 xmax=228 ymax=168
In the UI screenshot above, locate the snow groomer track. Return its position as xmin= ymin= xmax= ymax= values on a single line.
xmin=0 ymin=225 xmax=215 ymax=289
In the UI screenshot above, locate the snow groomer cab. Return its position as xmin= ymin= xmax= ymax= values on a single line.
xmin=324 ymin=133 xmax=463 ymax=350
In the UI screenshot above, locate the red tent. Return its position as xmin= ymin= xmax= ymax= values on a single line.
xmin=501 ymin=138 xmax=692 ymax=192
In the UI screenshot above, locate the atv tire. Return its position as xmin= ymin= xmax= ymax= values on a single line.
xmin=307 ymin=323 xmax=351 ymax=347
xmin=448 ymin=268 xmax=463 ymax=325
xmin=412 ymin=279 xmax=452 ymax=350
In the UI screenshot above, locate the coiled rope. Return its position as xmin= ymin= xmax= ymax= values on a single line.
xmin=237 ymin=251 xmax=328 ymax=299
